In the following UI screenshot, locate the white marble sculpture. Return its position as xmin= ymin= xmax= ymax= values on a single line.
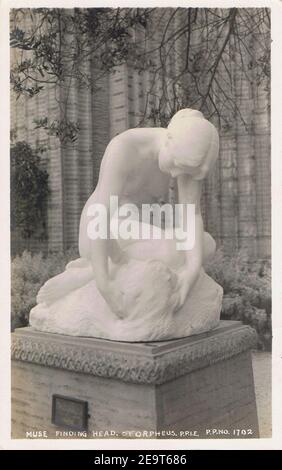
xmin=30 ymin=109 xmax=223 ymax=341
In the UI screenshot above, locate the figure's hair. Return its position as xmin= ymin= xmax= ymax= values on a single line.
xmin=167 ymin=108 xmax=219 ymax=176
xmin=169 ymin=109 xmax=204 ymax=124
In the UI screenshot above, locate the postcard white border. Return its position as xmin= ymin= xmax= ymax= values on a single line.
xmin=1 ymin=0 xmax=281 ymax=451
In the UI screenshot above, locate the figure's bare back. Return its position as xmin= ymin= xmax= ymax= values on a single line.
xmin=84 ymin=128 xmax=170 ymax=207
xmin=100 ymin=128 xmax=170 ymax=206
xmin=79 ymin=128 xmax=170 ymax=257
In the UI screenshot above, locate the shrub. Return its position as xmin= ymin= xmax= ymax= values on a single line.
xmin=11 ymin=248 xmax=78 ymax=331
xmin=11 ymin=141 xmax=49 ymax=239
xmin=205 ymin=248 xmax=271 ymax=350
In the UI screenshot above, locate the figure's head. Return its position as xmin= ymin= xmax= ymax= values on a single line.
xmin=158 ymin=108 xmax=219 ymax=179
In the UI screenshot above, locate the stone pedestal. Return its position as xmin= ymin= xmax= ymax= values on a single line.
xmin=11 ymin=321 xmax=259 ymax=439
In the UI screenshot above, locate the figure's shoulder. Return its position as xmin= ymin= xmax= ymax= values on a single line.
xmin=105 ymin=129 xmax=135 ymax=152
xmin=103 ymin=127 xmax=159 ymax=165
xmin=108 ymin=127 xmax=156 ymax=146
xmin=101 ymin=131 xmax=135 ymax=174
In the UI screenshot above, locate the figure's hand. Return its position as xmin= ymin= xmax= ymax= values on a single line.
xmin=100 ymin=280 xmax=127 ymax=319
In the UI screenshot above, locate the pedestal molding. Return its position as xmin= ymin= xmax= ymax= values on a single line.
xmin=11 ymin=322 xmax=257 ymax=385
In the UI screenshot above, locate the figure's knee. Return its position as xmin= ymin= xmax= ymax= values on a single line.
xmin=203 ymin=232 xmax=216 ymax=261
xmin=160 ymin=239 xmax=184 ymax=268
xmin=66 ymin=258 xmax=89 ymax=270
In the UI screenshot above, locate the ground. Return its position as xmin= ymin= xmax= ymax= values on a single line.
xmin=252 ymin=351 xmax=271 ymax=438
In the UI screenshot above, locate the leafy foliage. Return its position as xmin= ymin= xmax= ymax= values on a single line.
xmin=205 ymin=249 xmax=271 ymax=350
xmin=10 ymin=7 xmax=270 ymax=139
xmin=11 ymin=141 xmax=49 ymax=238
xmin=11 ymin=248 xmax=78 ymax=330
xmin=33 ymin=117 xmax=79 ymax=143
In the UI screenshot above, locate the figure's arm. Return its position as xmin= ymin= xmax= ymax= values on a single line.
xmin=88 ymin=146 xmax=127 ymax=317
xmin=176 ymin=174 xmax=204 ymax=306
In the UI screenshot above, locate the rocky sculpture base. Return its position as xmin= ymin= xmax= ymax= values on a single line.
xmin=30 ymin=266 xmax=223 ymax=342
xmin=11 ymin=321 xmax=259 ymax=439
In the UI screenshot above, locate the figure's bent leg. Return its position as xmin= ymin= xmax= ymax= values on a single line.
xmin=37 ymin=262 xmax=93 ymax=305
xmin=119 ymin=222 xmax=185 ymax=270
xmin=121 ymin=227 xmax=215 ymax=268
xmin=66 ymin=257 xmax=90 ymax=270
xmin=203 ymin=232 xmax=216 ymax=262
